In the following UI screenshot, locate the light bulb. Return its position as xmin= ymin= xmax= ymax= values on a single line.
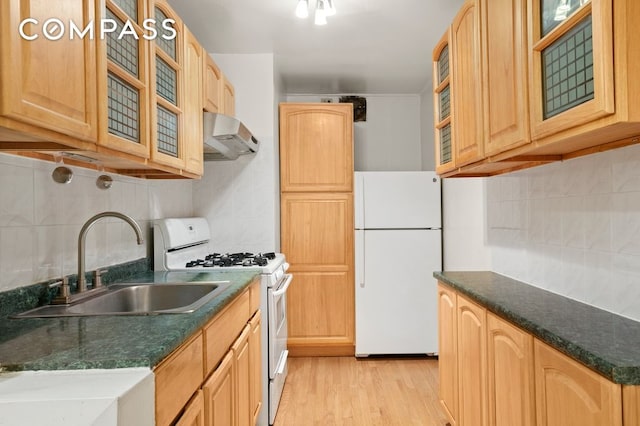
xmin=295 ymin=0 xmax=309 ymax=18
xmin=325 ymin=0 xmax=336 ymax=16
xmin=315 ymin=0 xmax=327 ymax=25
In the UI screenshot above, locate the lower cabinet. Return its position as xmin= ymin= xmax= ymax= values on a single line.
xmin=176 ymin=390 xmax=206 ymax=426
xmin=156 ymin=280 xmax=262 ymax=426
xmin=438 ymin=282 xmax=632 ymax=426
xmin=487 ymin=313 xmax=535 ymax=426
xmin=534 ymin=340 xmax=622 ymax=426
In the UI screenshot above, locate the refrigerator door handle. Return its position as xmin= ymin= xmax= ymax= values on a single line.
xmin=355 ymin=230 xmax=365 ymax=288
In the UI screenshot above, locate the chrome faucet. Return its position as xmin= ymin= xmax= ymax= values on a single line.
xmin=77 ymin=211 xmax=144 ymax=292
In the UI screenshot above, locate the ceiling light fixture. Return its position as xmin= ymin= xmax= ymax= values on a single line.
xmin=295 ymin=0 xmax=336 ymax=25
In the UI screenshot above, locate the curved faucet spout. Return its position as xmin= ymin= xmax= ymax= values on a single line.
xmin=77 ymin=212 xmax=144 ymax=292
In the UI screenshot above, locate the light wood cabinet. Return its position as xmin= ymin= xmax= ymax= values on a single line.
xmin=182 ymin=26 xmax=204 ymax=177
xmin=279 ymin=102 xmax=354 ymax=356
xmin=437 ymin=284 xmax=458 ymax=425
xmin=221 ymin=75 xmax=236 ymax=117
xmin=480 ymin=0 xmax=530 ymax=155
xmin=249 ymin=311 xmax=262 ymax=425
xmin=155 ymin=280 xmax=261 ymax=426
xmin=204 ymin=55 xmax=223 ymax=113
xmin=432 ymin=31 xmax=456 ymax=175
xmin=203 ymin=351 xmax=234 ymax=426
xmin=457 ymin=294 xmax=487 ymax=426
xmin=487 ymin=313 xmax=535 ymax=426
xmin=451 ymin=0 xmax=484 ymax=168
xmin=280 ymin=103 xmax=354 ymax=193
xmin=176 ymin=390 xmax=205 ymax=426
xmin=534 ymin=339 xmax=622 ymax=426
xmin=0 ymin=0 xmax=98 ymax=144
xmin=155 ymin=332 xmax=204 ymax=426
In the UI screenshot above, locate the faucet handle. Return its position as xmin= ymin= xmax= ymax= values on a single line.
xmin=51 ymin=277 xmax=71 ymax=304
xmin=93 ymin=269 xmax=109 ymax=288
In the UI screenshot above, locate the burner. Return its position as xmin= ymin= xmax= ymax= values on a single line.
xmin=185 ymin=251 xmax=276 ymax=268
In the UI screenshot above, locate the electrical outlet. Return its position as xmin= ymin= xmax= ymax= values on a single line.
xmin=320 ymin=98 xmax=334 ymax=103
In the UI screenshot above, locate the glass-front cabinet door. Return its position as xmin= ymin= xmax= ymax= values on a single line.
xmin=529 ymin=0 xmax=614 ymax=139
xmin=432 ymin=31 xmax=455 ymax=175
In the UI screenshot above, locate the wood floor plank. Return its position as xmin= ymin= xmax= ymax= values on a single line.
xmin=274 ymin=356 xmax=449 ymax=426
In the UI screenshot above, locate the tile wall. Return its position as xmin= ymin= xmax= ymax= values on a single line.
xmin=0 ymin=153 xmax=193 ymax=292
xmin=487 ymin=143 xmax=640 ymax=321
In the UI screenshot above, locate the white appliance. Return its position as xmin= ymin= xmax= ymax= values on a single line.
xmin=153 ymin=218 xmax=290 ymax=425
xmin=354 ymin=171 xmax=442 ymax=356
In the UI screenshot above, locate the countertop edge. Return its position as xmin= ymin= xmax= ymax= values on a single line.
xmin=434 ymin=271 xmax=640 ymax=385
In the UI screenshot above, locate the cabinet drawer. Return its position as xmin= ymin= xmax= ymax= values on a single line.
xmin=249 ymin=279 xmax=261 ymax=314
xmin=204 ymin=290 xmax=250 ymax=376
xmin=155 ymin=332 xmax=204 ymax=426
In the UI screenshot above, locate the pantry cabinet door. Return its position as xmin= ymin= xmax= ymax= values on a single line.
xmin=0 ymin=0 xmax=98 ymax=142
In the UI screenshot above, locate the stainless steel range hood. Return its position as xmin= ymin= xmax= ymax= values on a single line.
xmin=203 ymin=112 xmax=260 ymax=161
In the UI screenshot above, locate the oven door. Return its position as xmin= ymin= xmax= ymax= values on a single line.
xmin=268 ymin=273 xmax=292 ymax=379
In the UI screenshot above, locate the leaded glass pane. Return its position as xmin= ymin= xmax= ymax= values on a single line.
xmin=155 ymin=7 xmax=177 ymax=60
xmin=440 ymin=124 xmax=452 ymax=165
xmin=106 ymin=8 xmax=138 ymax=77
xmin=157 ymin=105 xmax=179 ymax=156
xmin=439 ymin=85 xmax=450 ymax=121
xmin=108 ymin=73 xmax=140 ymax=143
xmin=438 ymin=45 xmax=449 ymax=84
xmin=542 ymin=17 xmax=593 ymax=119
xmin=112 ymin=0 xmax=138 ymax=21
xmin=156 ymin=56 xmax=177 ymax=105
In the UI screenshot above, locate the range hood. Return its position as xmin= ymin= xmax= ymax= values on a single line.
xmin=203 ymin=112 xmax=259 ymax=161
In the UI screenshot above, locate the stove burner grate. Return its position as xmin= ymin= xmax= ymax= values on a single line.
xmin=185 ymin=252 xmax=276 ymax=268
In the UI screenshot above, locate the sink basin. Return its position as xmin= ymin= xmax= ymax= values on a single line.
xmin=12 ymin=281 xmax=231 ymax=318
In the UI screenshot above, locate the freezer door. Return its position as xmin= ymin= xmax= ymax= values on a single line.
xmin=355 ymin=229 xmax=441 ymax=356
xmin=361 ymin=171 xmax=441 ymax=229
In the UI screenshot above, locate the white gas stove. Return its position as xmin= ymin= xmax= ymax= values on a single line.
xmin=152 ymin=218 xmax=290 ymax=426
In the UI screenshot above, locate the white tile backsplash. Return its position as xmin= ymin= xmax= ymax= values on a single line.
xmin=487 ymin=143 xmax=640 ymax=322
xmin=0 ymin=153 xmax=193 ymax=292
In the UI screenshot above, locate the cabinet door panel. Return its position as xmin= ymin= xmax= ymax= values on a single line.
xmin=534 ymin=339 xmax=622 ymax=426
xmin=175 ymin=390 xmax=205 ymax=426
xmin=481 ymin=0 xmax=530 ymax=155
xmin=451 ymin=0 xmax=484 ymax=167
xmin=233 ymin=325 xmax=251 ymax=426
xmin=183 ymin=25 xmax=203 ymax=176
xmin=249 ymin=311 xmax=262 ymax=425
xmin=204 ymin=55 xmax=222 ymax=113
xmin=457 ymin=294 xmax=487 ymax=426
xmin=438 ymin=284 xmax=458 ymax=425
xmin=203 ymin=351 xmax=234 ymax=426
xmin=279 ymin=103 xmax=354 ymax=192
xmin=1 ymin=0 xmax=97 ymax=142
xmin=487 ymin=313 xmax=534 ymax=426
xmin=281 ymin=193 xmax=353 ymax=270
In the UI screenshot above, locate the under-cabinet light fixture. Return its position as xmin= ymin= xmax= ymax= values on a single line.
xmin=296 ymin=0 xmax=336 ymax=25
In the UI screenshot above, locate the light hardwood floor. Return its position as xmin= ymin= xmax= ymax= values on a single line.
xmin=274 ymin=356 xmax=449 ymax=426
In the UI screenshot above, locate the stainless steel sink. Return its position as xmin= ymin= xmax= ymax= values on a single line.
xmin=12 ymin=281 xmax=231 ymax=318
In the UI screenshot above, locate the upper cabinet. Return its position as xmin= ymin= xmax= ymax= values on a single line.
xmin=435 ymin=0 xmax=640 ymax=177
xmin=98 ymin=0 xmax=151 ymax=159
xmin=432 ymin=31 xmax=455 ymax=175
xmin=182 ymin=26 xmax=204 ymax=177
xmin=481 ymin=0 xmax=530 ymax=156
xmin=529 ymin=0 xmax=613 ymax=140
xmin=0 ymin=0 xmax=98 ymax=144
xmin=450 ymin=0 xmax=484 ymax=168
xmin=204 ymin=55 xmax=223 ymax=113
xmin=221 ymin=75 xmax=236 ymax=117
xmin=280 ymin=103 xmax=354 ymax=192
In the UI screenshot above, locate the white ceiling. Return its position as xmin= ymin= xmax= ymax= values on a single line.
xmin=166 ymin=0 xmax=465 ymax=94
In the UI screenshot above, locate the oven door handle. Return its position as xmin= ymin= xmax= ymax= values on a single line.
xmin=272 ymin=274 xmax=293 ymax=297
xmin=276 ymin=350 xmax=289 ymax=375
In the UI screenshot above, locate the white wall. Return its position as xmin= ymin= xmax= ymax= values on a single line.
xmin=0 ymin=153 xmax=193 ymax=292
xmin=486 ymin=143 xmax=640 ymax=322
xmin=193 ymin=53 xmax=280 ymax=253
xmin=285 ymin=94 xmax=423 ymax=172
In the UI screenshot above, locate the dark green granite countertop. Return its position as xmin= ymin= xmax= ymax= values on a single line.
xmin=0 ymin=270 xmax=259 ymax=372
xmin=435 ymin=271 xmax=640 ymax=385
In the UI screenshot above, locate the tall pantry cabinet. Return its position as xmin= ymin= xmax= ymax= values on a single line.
xmin=279 ymin=103 xmax=355 ymax=356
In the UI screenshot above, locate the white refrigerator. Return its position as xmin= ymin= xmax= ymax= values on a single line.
xmin=354 ymin=171 xmax=442 ymax=356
